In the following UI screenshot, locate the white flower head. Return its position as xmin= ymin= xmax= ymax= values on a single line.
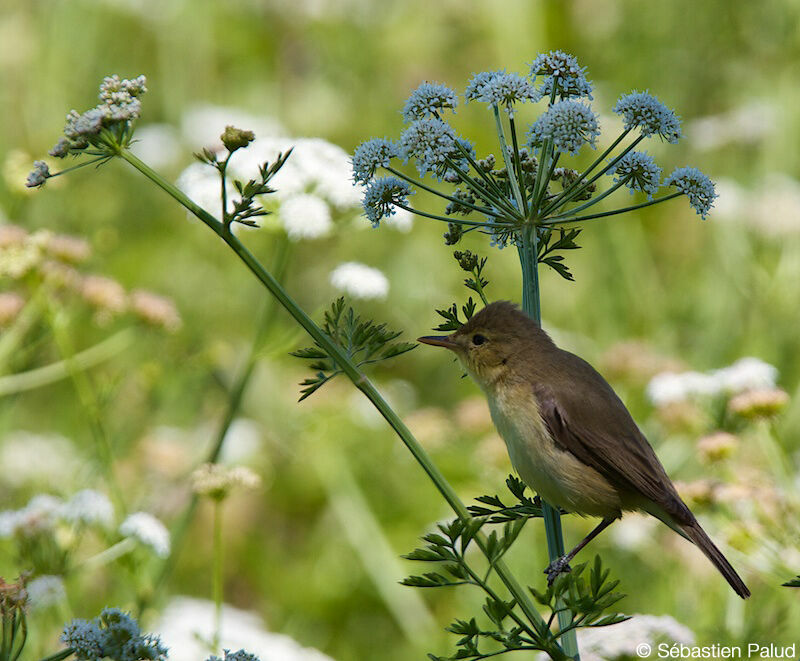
xmin=220 ymin=418 xmax=263 ymax=464
xmin=646 ymin=356 xmax=778 ymax=406
xmin=181 ymin=104 xmax=285 ymax=151
xmin=130 ymin=124 xmax=182 ymax=169
xmin=119 ymin=512 xmax=170 ymax=557
xmin=0 ymin=431 xmax=82 ymax=486
xmin=0 ymin=494 xmax=66 ymax=538
xmin=712 ymin=357 xmax=778 ymax=394
xmin=230 ymin=137 xmax=361 ymax=209
xmin=645 ymin=371 xmax=717 ymax=406
xmin=155 ymin=596 xmax=334 ymax=661
xmin=279 ymin=194 xmax=332 ymax=240
xmin=63 ymin=489 xmax=114 ymax=528
xmin=176 ymin=162 xmax=235 ymax=222
xmin=329 ymin=262 xmax=389 ymax=300
xmin=191 ymin=463 xmax=261 ymax=500
xmin=27 ymin=575 xmax=66 ymax=609
xmin=382 ymin=206 xmax=414 ymax=232
xmin=568 ymin=613 xmax=694 ymax=661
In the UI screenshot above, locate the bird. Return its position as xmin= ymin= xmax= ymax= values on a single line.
xmin=418 ymin=300 xmax=750 ymax=598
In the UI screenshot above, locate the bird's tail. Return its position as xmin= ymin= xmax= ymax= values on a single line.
xmin=681 ymin=520 xmax=750 ymax=599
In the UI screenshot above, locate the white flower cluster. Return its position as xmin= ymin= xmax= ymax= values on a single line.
xmin=176 ymin=106 xmax=403 ymax=240
xmin=329 ymin=261 xmax=389 ymax=300
xmin=0 ymin=431 xmax=83 ymax=486
xmin=27 ymin=575 xmax=67 ymax=609
xmin=712 ymin=174 xmax=800 ymax=236
xmin=190 ymin=463 xmax=261 ymax=499
xmin=646 ymin=357 xmax=778 ymax=406
xmin=0 ymin=489 xmax=113 ymax=537
xmin=119 ymin=511 xmax=171 ymax=557
xmin=570 ymin=613 xmax=694 ymax=661
xmin=155 ymin=597 xmax=334 ymax=661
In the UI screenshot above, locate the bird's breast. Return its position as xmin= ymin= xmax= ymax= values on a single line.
xmin=485 ymin=382 xmax=621 ymax=518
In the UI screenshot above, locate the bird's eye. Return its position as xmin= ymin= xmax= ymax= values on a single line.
xmin=472 ymin=334 xmax=487 ymax=346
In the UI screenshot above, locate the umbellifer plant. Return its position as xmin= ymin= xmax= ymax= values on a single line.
xmin=26 ymin=52 xmax=716 ymax=660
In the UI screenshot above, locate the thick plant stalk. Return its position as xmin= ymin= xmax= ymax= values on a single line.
xmin=118 ymin=150 xmax=567 ymax=659
xmin=519 ymin=225 xmax=580 ymax=661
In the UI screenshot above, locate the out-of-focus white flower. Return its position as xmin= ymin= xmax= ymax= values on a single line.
xmin=610 ymin=513 xmax=659 ymax=551
xmin=130 ymin=124 xmax=182 ymax=169
xmin=688 ymin=100 xmax=776 ymax=152
xmin=564 ymin=613 xmax=695 ymax=661
xmin=279 ymin=193 xmax=332 ymax=240
xmin=382 ymin=207 xmax=414 ymax=232
xmin=0 ymin=432 xmax=82 ymax=487
xmin=709 ymin=177 xmax=747 ymax=222
xmin=181 ymin=104 xmax=285 ymax=151
xmin=176 ymin=162 xmax=236 ymax=222
xmin=62 ymin=490 xmax=114 ymax=527
xmin=191 ymin=463 xmax=261 ymax=499
xmin=119 ymin=512 xmax=170 ymax=557
xmin=230 ymin=137 xmax=361 ymax=209
xmin=27 ymin=575 xmax=66 ymax=609
xmin=704 ymin=174 xmax=800 ymax=235
xmin=0 ymin=511 xmax=20 ymax=537
xmin=646 ymin=371 xmax=717 ymax=406
xmin=220 ymin=418 xmax=262 ymax=464
xmin=0 ymin=494 xmax=66 ymax=537
xmin=748 ymin=174 xmax=800 ymax=236
xmin=646 ymin=357 xmax=778 ymax=406
xmin=329 ymin=262 xmax=389 ymax=300
xmin=155 ymin=596 xmax=335 ymax=661
xmin=713 ymin=357 xmax=778 ymax=394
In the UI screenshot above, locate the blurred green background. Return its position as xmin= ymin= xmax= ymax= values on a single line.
xmin=2 ymin=0 xmax=800 ymax=659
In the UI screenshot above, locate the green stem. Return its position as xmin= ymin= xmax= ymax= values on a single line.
xmin=37 ymin=650 xmax=73 ymax=661
xmin=518 ymin=226 xmax=580 ymax=661
xmin=117 ymin=148 xmax=557 ymax=651
xmin=535 ymin=151 xmax=561 ymax=211
xmin=0 ymin=286 xmax=48 ymax=375
xmin=385 ymin=166 xmax=503 ymax=218
xmin=78 ymin=537 xmax=137 ymax=570
xmin=531 ymin=80 xmax=560 ymax=213
xmin=394 ymin=202 xmax=512 ymax=228
xmin=220 ymin=153 xmax=233 ymax=226
xmin=542 ymin=129 xmax=631 ymax=215
xmin=144 ymin=245 xmax=288 ymax=616
xmin=492 ymin=105 xmax=525 ymax=214
xmin=0 ymin=329 xmax=133 ymax=397
xmin=11 ymin=614 xmax=26 ymax=661
xmin=450 ymin=143 xmax=520 ymax=218
xmin=507 ymin=115 xmax=528 ymax=217
xmin=472 ymin=268 xmax=489 ymax=306
xmin=46 ymin=303 xmax=126 ymax=512
xmin=49 ymin=156 xmax=110 ymax=180
xmin=545 ymin=192 xmax=682 ymax=225
xmin=212 ymin=499 xmax=223 ymax=651
xmin=552 ymin=179 xmax=628 ymax=220
xmin=545 ymin=134 xmax=644 ymax=216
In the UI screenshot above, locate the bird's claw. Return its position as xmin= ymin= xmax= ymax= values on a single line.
xmin=544 ymin=556 xmax=572 ymax=586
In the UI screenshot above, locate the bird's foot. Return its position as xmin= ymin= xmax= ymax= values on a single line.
xmin=544 ymin=556 xmax=572 ymax=586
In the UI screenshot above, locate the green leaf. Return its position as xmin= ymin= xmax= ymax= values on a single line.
xmin=291 ymin=298 xmax=415 ymax=398
xmin=401 ymin=572 xmax=461 ymax=588
xmin=782 ymin=575 xmax=800 ymax=587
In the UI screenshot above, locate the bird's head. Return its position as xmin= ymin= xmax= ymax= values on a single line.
xmin=418 ymin=301 xmax=552 ymax=389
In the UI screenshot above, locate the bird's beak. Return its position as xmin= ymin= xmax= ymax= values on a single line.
xmin=417 ymin=335 xmax=459 ymax=350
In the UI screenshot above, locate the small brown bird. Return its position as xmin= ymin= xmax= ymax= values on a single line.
xmin=418 ymin=301 xmax=750 ymax=598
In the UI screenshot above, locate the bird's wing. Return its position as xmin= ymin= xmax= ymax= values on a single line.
xmin=533 ymin=350 xmax=692 ymax=524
